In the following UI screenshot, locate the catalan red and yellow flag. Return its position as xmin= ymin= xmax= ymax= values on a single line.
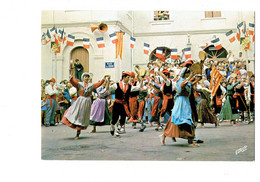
xmin=116 ymin=32 xmax=124 ymax=60
xmin=209 ymin=66 xmax=223 ymax=96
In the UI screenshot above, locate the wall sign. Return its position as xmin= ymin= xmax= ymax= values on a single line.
xmin=105 ymin=62 xmax=115 ymax=68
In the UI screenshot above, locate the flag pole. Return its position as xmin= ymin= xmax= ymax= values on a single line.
xmin=131 ymin=11 xmax=134 ymax=72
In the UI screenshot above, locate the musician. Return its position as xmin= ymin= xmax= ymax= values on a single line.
xmin=45 ymin=78 xmax=59 ymax=126
xmin=109 ymin=72 xmax=144 ymax=136
xmin=235 ymin=74 xmax=248 ymax=122
xmin=128 ymin=72 xmax=139 ymax=128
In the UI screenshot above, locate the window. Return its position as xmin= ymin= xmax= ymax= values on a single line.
xmin=205 ymin=11 xmax=221 ymax=18
xmin=154 ymin=11 xmax=169 ymax=21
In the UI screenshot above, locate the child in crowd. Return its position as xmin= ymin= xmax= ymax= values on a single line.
xmin=41 ymin=96 xmax=47 ymax=125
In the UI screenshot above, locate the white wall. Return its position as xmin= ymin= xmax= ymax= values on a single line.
xmin=41 ymin=10 xmax=255 ymax=82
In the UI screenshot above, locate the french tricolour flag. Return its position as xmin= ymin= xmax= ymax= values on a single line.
xmin=212 ymin=38 xmax=222 ymax=50
xmin=199 ymin=43 xmax=208 ymax=50
xmin=225 ymin=30 xmax=236 ymax=43
xmin=171 ymin=49 xmax=178 ymax=60
xmin=130 ymin=37 xmax=136 ymax=48
xmin=50 ymin=27 xmax=56 ymax=41
xmin=156 ymin=48 xmax=163 ymax=58
xmin=144 ymin=43 xmax=150 ymax=55
xmin=248 ymin=23 xmax=255 ymax=35
xmin=184 ymin=47 xmax=191 ymax=59
xmin=46 ymin=29 xmax=51 ymax=44
xmin=83 ymin=38 xmax=90 ymax=49
xmin=97 ymin=37 xmax=105 ymax=48
xmin=109 ymin=33 xmax=118 ymax=44
xmin=66 ymin=34 xmax=75 ymax=46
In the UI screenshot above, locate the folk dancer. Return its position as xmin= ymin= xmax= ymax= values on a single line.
xmin=61 ymin=72 xmax=109 ymax=139
xmin=109 ymin=72 xmax=144 ymax=136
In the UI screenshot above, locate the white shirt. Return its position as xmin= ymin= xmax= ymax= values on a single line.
xmin=69 ymin=86 xmax=77 ymax=97
xmin=109 ymin=81 xmax=141 ymax=92
xmin=45 ymin=84 xmax=59 ymax=96
xmin=160 ymin=79 xmax=177 ymax=92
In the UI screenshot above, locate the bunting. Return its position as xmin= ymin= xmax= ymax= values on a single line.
xmin=212 ymin=37 xmax=222 ymax=50
xmin=83 ymin=38 xmax=90 ymax=49
xmin=144 ymin=43 xmax=150 ymax=55
xmin=171 ymin=49 xmax=178 ymax=60
xmin=130 ymin=37 xmax=136 ymax=48
xmin=225 ymin=30 xmax=236 ymax=43
xmin=67 ymin=34 xmax=75 ymax=46
xmin=184 ymin=47 xmax=191 ymax=59
xmin=109 ymin=32 xmax=118 ymax=44
xmin=96 ymin=37 xmax=105 ymax=48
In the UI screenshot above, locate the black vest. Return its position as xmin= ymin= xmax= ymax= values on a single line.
xmin=115 ymin=82 xmax=132 ymax=101
xmin=250 ymin=82 xmax=254 ymax=94
xmin=163 ymin=81 xmax=173 ymax=95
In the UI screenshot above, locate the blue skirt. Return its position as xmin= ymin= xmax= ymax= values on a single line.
xmin=171 ymin=95 xmax=193 ymax=126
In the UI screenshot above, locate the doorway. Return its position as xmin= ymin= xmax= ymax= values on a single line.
xmin=70 ymin=47 xmax=89 ymax=77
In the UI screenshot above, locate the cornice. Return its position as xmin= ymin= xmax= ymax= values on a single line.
xmin=41 ymin=20 xmax=132 ymax=35
xmin=133 ymin=28 xmax=238 ymax=37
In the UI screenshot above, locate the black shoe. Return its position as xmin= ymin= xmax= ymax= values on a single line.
xmin=194 ymin=139 xmax=204 ymax=143
xmin=139 ymin=125 xmax=146 ymax=132
xmin=172 ymin=137 xmax=176 ymax=142
xmin=110 ymin=125 xmax=115 ymax=136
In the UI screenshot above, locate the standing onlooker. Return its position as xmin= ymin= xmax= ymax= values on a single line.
xmin=45 ymin=78 xmax=59 ymax=126
xmin=74 ymin=59 xmax=84 ymax=81
xmin=41 ymin=96 xmax=47 ymax=126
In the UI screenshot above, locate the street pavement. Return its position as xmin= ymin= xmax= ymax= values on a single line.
xmin=41 ymin=121 xmax=255 ymax=161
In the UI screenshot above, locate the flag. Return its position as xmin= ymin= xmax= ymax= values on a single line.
xmin=209 ymin=66 xmax=223 ymax=96
xmin=58 ymin=29 xmax=64 ymax=42
xmin=240 ymin=36 xmax=250 ymax=50
xmin=62 ymin=32 xmax=67 ymax=44
xmin=156 ymin=48 xmax=163 ymax=58
xmin=184 ymin=47 xmax=191 ymax=59
xmin=116 ymin=32 xmax=124 ymax=59
xmin=83 ymin=38 xmax=90 ymax=49
xmin=109 ymin=32 xmax=118 ymax=44
xmin=225 ymin=30 xmax=236 ymax=43
xmin=130 ymin=37 xmax=136 ymax=48
xmin=41 ymin=32 xmax=46 ymax=45
xmin=212 ymin=37 xmax=222 ymax=50
xmin=67 ymin=34 xmax=75 ymax=46
xmin=248 ymin=23 xmax=255 ymax=35
xmin=236 ymin=22 xmax=244 ymax=41
xmin=171 ymin=49 xmax=178 ymax=60
xmin=199 ymin=43 xmax=208 ymax=50
xmin=46 ymin=29 xmax=51 ymax=44
xmin=96 ymin=37 xmax=105 ymax=48
xmin=144 ymin=43 xmax=150 ymax=55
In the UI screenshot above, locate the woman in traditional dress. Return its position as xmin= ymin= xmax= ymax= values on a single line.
xmin=161 ymin=67 xmax=199 ymax=146
xmin=196 ymin=80 xmax=218 ymax=127
xmin=61 ymin=72 xmax=109 ymax=139
xmin=219 ymin=76 xmax=240 ymax=126
xmin=89 ymin=78 xmax=112 ymax=133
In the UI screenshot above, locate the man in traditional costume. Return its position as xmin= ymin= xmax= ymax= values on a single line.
xmin=45 ymin=78 xmax=59 ymax=126
xmin=109 ymin=72 xmax=144 ymax=136
xmin=128 ymin=72 xmax=140 ymax=128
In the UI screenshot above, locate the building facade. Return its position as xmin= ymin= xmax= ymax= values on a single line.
xmin=41 ymin=10 xmax=255 ymax=82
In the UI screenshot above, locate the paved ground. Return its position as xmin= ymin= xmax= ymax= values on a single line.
xmin=41 ymin=121 xmax=255 ymax=161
